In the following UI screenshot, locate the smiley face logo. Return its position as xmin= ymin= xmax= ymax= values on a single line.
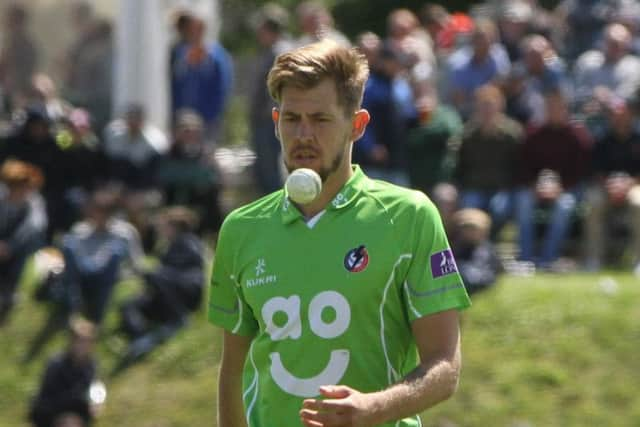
xmin=261 ymin=291 xmax=351 ymax=397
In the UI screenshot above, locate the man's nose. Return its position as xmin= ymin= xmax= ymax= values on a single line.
xmin=295 ymin=118 xmax=313 ymax=140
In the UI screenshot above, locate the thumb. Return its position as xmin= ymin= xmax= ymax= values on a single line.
xmin=319 ymin=385 xmax=352 ymax=398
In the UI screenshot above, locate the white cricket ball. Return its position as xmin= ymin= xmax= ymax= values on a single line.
xmin=285 ymin=168 xmax=322 ymax=204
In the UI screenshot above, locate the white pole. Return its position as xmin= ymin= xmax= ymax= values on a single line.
xmin=114 ymin=0 xmax=169 ymax=131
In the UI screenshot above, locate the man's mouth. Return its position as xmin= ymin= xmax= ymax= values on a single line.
xmin=292 ymin=148 xmax=320 ymax=164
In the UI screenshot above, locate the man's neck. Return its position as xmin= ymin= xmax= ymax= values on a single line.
xmin=296 ymin=164 xmax=353 ymax=218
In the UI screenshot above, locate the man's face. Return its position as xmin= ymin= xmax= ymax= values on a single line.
xmin=275 ymin=78 xmax=355 ymax=182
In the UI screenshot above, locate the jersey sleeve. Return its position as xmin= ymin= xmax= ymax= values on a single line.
xmin=208 ymin=218 xmax=258 ymax=336
xmin=402 ymin=195 xmax=471 ymax=321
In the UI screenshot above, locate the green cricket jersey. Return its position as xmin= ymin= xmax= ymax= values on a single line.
xmin=209 ymin=166 xmax=470 ymax=427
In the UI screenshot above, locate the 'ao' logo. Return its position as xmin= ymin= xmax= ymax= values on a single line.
xmin=261 ymin=291 xmax=350 ymax=397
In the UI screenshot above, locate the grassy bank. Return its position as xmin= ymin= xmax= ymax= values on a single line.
xmin=1 ymin=272 xmax=639 ymax=426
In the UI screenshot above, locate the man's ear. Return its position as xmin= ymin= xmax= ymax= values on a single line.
xmin=352 ymin=109 xmax=370 ymax=140
xmin=272 ymin=108 xmax=280 ymax=139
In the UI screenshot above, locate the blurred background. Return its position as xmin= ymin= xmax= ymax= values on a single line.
xmin=0 ymin=0 xmax=639 ymax=426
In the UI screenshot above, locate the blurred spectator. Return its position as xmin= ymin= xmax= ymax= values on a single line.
xmin=28 ymin=316 xmax=101 ymax=427
xmin=431 ymin=182 xmax=460 ymax=233
xmin=60 ymin=187 xmax=144 ymax=324
xmin=0 ymin=107 xmax=67 ymax=241
xmin=451 ymin=208 xmax=501 ymax=294
xmin=103 ymin=104 xmax=167 ymax=246
xmin=171 ymin=13 xmax=233 ymax=143
xmin=419 ymin=4 xmax=474 ymax=56
xmin=573 ymin=23 xmax=640 ymax=115
xmin=553 ymin=0 xmax=619 ymax=62
xmin=446 ymin=18 xmax=511 ymax=119
xmin=515 ymin=90 xmax=593 ymax=268
xmin=0 ymin=159 xmax=47 ymax=324
xmin=583 ymin=98 xmax=640 ymax=272
xmin=102 ymin=104 xmax=167 ymax=190
xmin=168 ymin=9 xmax=193 ymax=76
xmin=355 ymin=36 xmax=411 ymax=186
xmin=295 ymin=1 xmax=350 ymax=47
xmin=454 ymin=84 xmax=523 ymax=238
xmin=0 ymin=2 xmax=38 ymax=111
xmin=496 ymin=0 xmax=534 ymax=62
xmin=406 ymin=92 xmax=463 ymax=195
xmin=386 ymin=8 xmax=436 ymax=90
xmin=156 ymin=109 xmax=222 ymax=234
xmin=28 ymin=73 xmax=72 ymax=123
xmin=248 ymin=3 xmax=293 ymax=195
xmin=115 ymin=206 xmax=204 ymax=370
xmin=62 ymin=10 xmax=113 ymax=135
xmin=504 ymin=34 xmax=568 ymax=126
xmin=55 ymin=108 xmax=108 ymax=230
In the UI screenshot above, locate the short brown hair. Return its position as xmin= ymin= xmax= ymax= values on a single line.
xmin=267 ymin=39 xmax=369 ymax=116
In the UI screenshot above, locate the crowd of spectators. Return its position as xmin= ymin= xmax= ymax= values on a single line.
xmin=2 ymin=0 xmax=640 ymax=424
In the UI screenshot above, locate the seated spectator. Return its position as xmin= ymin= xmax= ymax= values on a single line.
xmin=583 ymin=98 xmax=640 ymax=272
xmin=54 ymin=108 xmax=108 ymax=232
xmin=114 ymin=206 xmax=204 ymax=371
xmin=515 ymin=90 xmax=592 ymax=268
xmin=28 ymin=316 xmax=102 ymax=427
xmin=419 ymin=3 xmax=474 ymax=57
xmin=553 ymin=0 xmax=619 ymax=63
xmin=445 ymin=18 xmax=511 ymax=119
xmin=0 ymin=106 xmax=67 ymax=241
xmin=406 ymin=92 xmax=463 ymax=195
xmin=454 ymin=84 xmax=523 ymax=239
xmin=156 ymin=109 xmax=222 ymax=234
xmin=295 ymin=1 xmax=350 ymax=47
xmin=60 ymin=187 xmax=144 ymax=324
xmin=451 ymin=208 xmax=501 ymax=295
xmin=102 ymin=104 xmax=167 ymax=245
xmin=28 ymin=73 xmax=73 ymax=124
xmin=497 ymin=0 xmax=534 ymax=63
xmin=573 ymin=23 xmax=640 ymax=116
xmin=504 ymin=35 xmax=568 ymax=127
xmin=102 ymin=103 xmax=168 ymax=190
xmin=354 ymin=37 xmax=412 ymax=186
xmin=385 ymin=8 xmax=436 ymax=89
xmin=0 ymin=159 xmax=47 ymax=323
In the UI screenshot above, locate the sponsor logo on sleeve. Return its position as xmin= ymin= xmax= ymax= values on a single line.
xmin=430 ymin=249 xmax=458 ymax=278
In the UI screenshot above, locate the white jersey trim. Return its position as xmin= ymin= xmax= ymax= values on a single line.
xmin=404 ymin=281 xmax=423 ymax=319
xmin=379 ymin=253 xmax=413 ymax=385
xmin=245 ymin=340 xmax=259 ymax=423
xmin=305 ymin=210 xmax=326 ymax=229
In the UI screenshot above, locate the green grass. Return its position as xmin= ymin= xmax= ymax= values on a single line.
xmin=1 ymin=271 xmax=639 ymax=427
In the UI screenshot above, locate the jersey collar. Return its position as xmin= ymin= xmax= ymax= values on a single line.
xmin=281 ymin=165 xmax=368 ymax=225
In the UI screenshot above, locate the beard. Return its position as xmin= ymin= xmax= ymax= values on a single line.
xmin=284 ymin=145 xmax=346 ymax=183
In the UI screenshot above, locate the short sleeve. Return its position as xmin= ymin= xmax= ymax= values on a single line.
xmin=208 ymin=219 xmax=258 ymax=336
xmin=402 ymin=196 xmax=471 ymax=322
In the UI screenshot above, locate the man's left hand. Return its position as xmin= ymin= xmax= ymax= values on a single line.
xmin=300 ymin=385 xmax=379 ymax=427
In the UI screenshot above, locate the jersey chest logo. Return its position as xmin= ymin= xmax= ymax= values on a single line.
xmin=344 ymin=245 xmax=369 ymax=273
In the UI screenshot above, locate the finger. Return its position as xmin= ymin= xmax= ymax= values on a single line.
xmin=300 ymin=416 xmax=324 ymax=427
xmin=300 ymin=408 xmax=345 ymax=426
xmin=302 ymin=399 xmax=348 ymax=414
xmin=319 ymin=385 xmax=352 ymax=398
